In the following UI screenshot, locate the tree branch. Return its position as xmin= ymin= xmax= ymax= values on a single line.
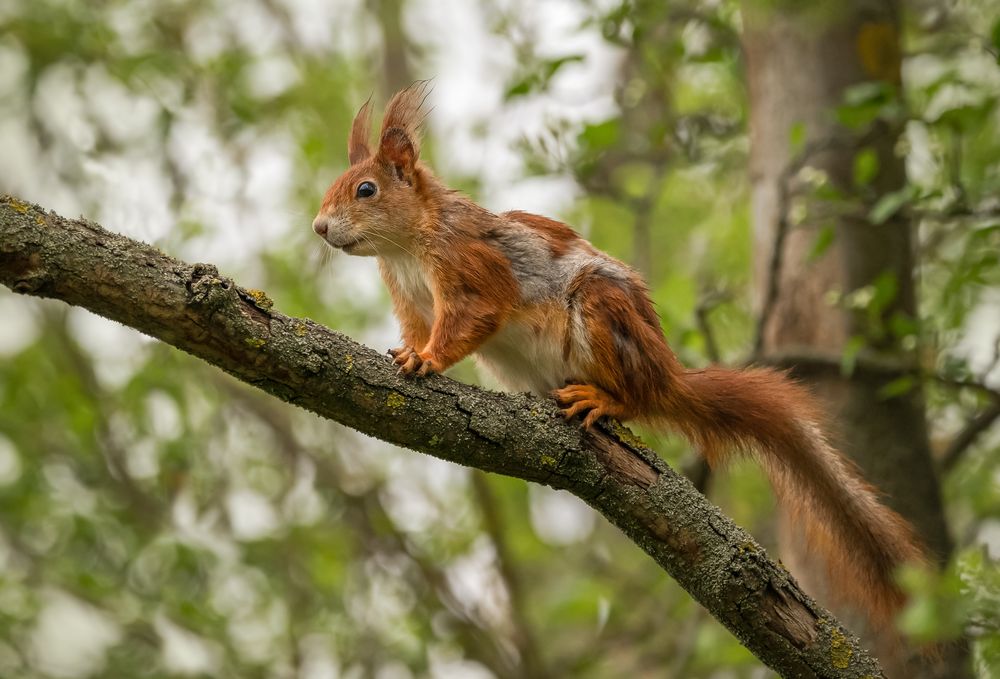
xmin=0 ymin=195 xmax=886 ymax=678
xmin=941 ymin=401 xmax=1000 ymax=473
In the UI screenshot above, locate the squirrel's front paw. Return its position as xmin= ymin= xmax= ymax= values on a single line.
xmin=390 ymin=347 xmax=438 ymax=377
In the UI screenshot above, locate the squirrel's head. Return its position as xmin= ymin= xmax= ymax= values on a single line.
xmin=313 ymin=82 xmax=432 ymax=257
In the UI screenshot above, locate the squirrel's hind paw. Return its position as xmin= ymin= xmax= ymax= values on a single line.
xmin=553 ymin=384 xmax=629 ymax=430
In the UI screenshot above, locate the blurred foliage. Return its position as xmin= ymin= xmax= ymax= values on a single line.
xmin=0 ymin=0 xmax=998 ymax=677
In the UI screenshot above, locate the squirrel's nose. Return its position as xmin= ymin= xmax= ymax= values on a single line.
xmin=312 ymin=216 xmax=329 ymax=237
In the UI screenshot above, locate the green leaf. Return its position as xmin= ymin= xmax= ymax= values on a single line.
xmin=505 ymin=77 xmax=535 ymax=98
xmin=878 ymin=375 xmax=915 ymax=399
xmin=888 ymin=312 xmax=919 ymax=339
xmin=579 ymin=119 xmax=620 ymax=151
xmin=870 ymin=270 xmax=898 ymax=313
xmin=505 ymin=55 xmax=585 ymax=99
xmin=934 ymin=101 xmax=993 ymax=130
xmin=869 ymin=186 xmax=914 ymax=224
xmin=840 ymin=336 xmax=867 ymax=376
xmin=844 ymin=81 xmax=891 ymax=106
xmin=974 ymin=221 xmax=1000 ymax=236
xmin=836 ymin=82 xmax=897 ymax=129
xmin=836 ymin=102 xmax=881 ymax=129
xmin=543 ymin=54 xmax=585 ymax=80
xmin=788 ymin=121 xmax=806 ymax=154
xmin=807 ymin=225 xmax=836 ymax=262
xmin=853 ymin=147 xmax=879 ymax=187
xmin=992 ymin=18 xmax=1000 ymax=63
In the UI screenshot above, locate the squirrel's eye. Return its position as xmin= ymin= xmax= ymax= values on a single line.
xmin=356 ymin=181 xmax=377 ymax=198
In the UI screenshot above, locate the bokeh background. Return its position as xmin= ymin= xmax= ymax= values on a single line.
xmin=0 ymin=0 xmax=998 ymax=677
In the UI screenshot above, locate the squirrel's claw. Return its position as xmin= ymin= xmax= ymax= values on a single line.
xmin=390 ymin=346 xmax=438 ymax=377
xmin=391 ymin=346 xmax=418 ymax=374
xmin=415 ymin=357 xmax=437 ymax=377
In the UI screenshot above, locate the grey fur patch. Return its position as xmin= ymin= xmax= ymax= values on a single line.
xmin=487 ymin=221 xmax=633 ymax=307
xmin=485 ymin=223 xmax=560 ymax=302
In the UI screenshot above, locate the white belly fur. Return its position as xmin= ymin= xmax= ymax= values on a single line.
xmin=378 ymin=244 xmax=606 ymax=395
xmin=475 ymin=318 xmax=575 ymax=395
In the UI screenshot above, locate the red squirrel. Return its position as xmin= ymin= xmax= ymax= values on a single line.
xmin=313 ymin=83 xmax=925 ymax=630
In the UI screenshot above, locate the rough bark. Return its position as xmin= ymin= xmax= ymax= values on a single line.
xmin=742 ymin=2 xmax=969 ymax=676
xmin=0 ymin=194 xmax=887 ymax=677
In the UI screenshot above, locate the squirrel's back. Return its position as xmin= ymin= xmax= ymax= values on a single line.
xmin=451 ymin=208 xmax=671 ymax=394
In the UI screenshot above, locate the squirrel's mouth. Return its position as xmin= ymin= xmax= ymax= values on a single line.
xmin=339 ymin=238 xmax=365 ymax=252
xmin=335 ymin=236 xmax=376 ymax=256
xmin=329 ymin=235 xmax=362 ymax=251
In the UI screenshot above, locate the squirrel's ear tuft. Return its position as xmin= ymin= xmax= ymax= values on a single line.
xmin=348 ymin=97 xmax=373 ymax=165
xmin=376 ymin=81 xmax=430 ymax=177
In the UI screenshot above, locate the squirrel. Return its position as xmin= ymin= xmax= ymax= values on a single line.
xmin=312 ymin=83 xmax=926 ymax=631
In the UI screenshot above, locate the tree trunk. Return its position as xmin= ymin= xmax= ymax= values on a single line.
xmin=742 ymin=2 xmax=969 ymax=676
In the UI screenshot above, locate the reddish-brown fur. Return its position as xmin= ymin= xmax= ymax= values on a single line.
xmin=313 ymin=84 xmax=927 ymax=633
xmin=500 ymin=210 xmax=581 ymax=257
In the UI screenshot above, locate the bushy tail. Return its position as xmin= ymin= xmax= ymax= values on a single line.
xmin=667 ymin=366 xmax=926 ymax=628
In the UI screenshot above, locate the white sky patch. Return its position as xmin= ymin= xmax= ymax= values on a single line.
xmin=83 ymin=151 xmax=175 ymax=243
xmin=247 ymin=54 xmax=302 ymax=100
xmin=0 ymin=434 xmax=22 ymax=486
xmin=327 ymin=430 xmax=394 ymax=496
xmin=28 ymin=590 xmax=122 ymax=678
xmin=298 ymin=633 xmax=342 ymax=679
xmin=66 ymin=308 xmax=152 ymax=389
xmin=146 ymin=390 xmax=184 ymax=441
xmin=444 ymin=536 xmax=508 ymax=629
xmin=953 ymin=288 xmax=1000 ymax=389
xmin=83 ymin=64 xmax=161 ymax=146
xmin=0 ymin=528 xmax=26 ymax=580
xmin=0 ymin=0 xmax=18 ymax=23
xmin=410 ymin=0 xmax=619 ymax=217
xmin=345 ymin=560 xmax=419 ymax=649
xmin=277 ymin=0 xmax=372 ymax=55
xmin=33 ymin=62 xmax=96 ymax=153
xmin=226 ymin=599 xmax=290 ymax=664
xmin=171 ymin=487 xmax=241 ymax=561
xmin=379 ymin=454 xmax=471 ymax=540
xmin=227 ymin=0 xmax=286 ymax=55
xmin=376 ymin=660 xmax=415 ymax=679
xmin=210 ymin=564 xmax=264 ymax=619
xmin=106 ymin=0 xmax=156 ymax=54
xmin=282 ymin=456 xmax=327 ymax=525
xmin=226 ymin=487 xmax=281 ymax=541
xmin=155 ymin=612 xmax=224 ymax=676
xmin=126 ymin=437 xmax=161 ymax=480
xmin=0 ymin=111 xmax=81 ymax=214
xmin=318 ymin=255 xmax=387 ymax=322
xmin=238 ymin=131 xmax=299 ymax=240
xmin=428 ymin=644 xmax=495 ymax=679
xmin=903 ymin=120 xmax=940 ymax=189
xmin=529 ymin=484 xmax=596 ymax=545
xmin=979 ymin=519 xmax=1000 ymax=560
xmin=184 ymin=10 xmax=232 ymax=64
xmin=902 ymin=52 xmax=949 ymax=92
xmin=44 ymin=463 xmax=98 ymax=516
xmin=0 ymin=35 xmax=28 ymax=100
xmin=0 ymin=295 xmax=38 ymax=357
xmin=0 ymin=640 xmax=21 ymax=677
xmin=380 ymin=471 xmax=443 ymax=534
